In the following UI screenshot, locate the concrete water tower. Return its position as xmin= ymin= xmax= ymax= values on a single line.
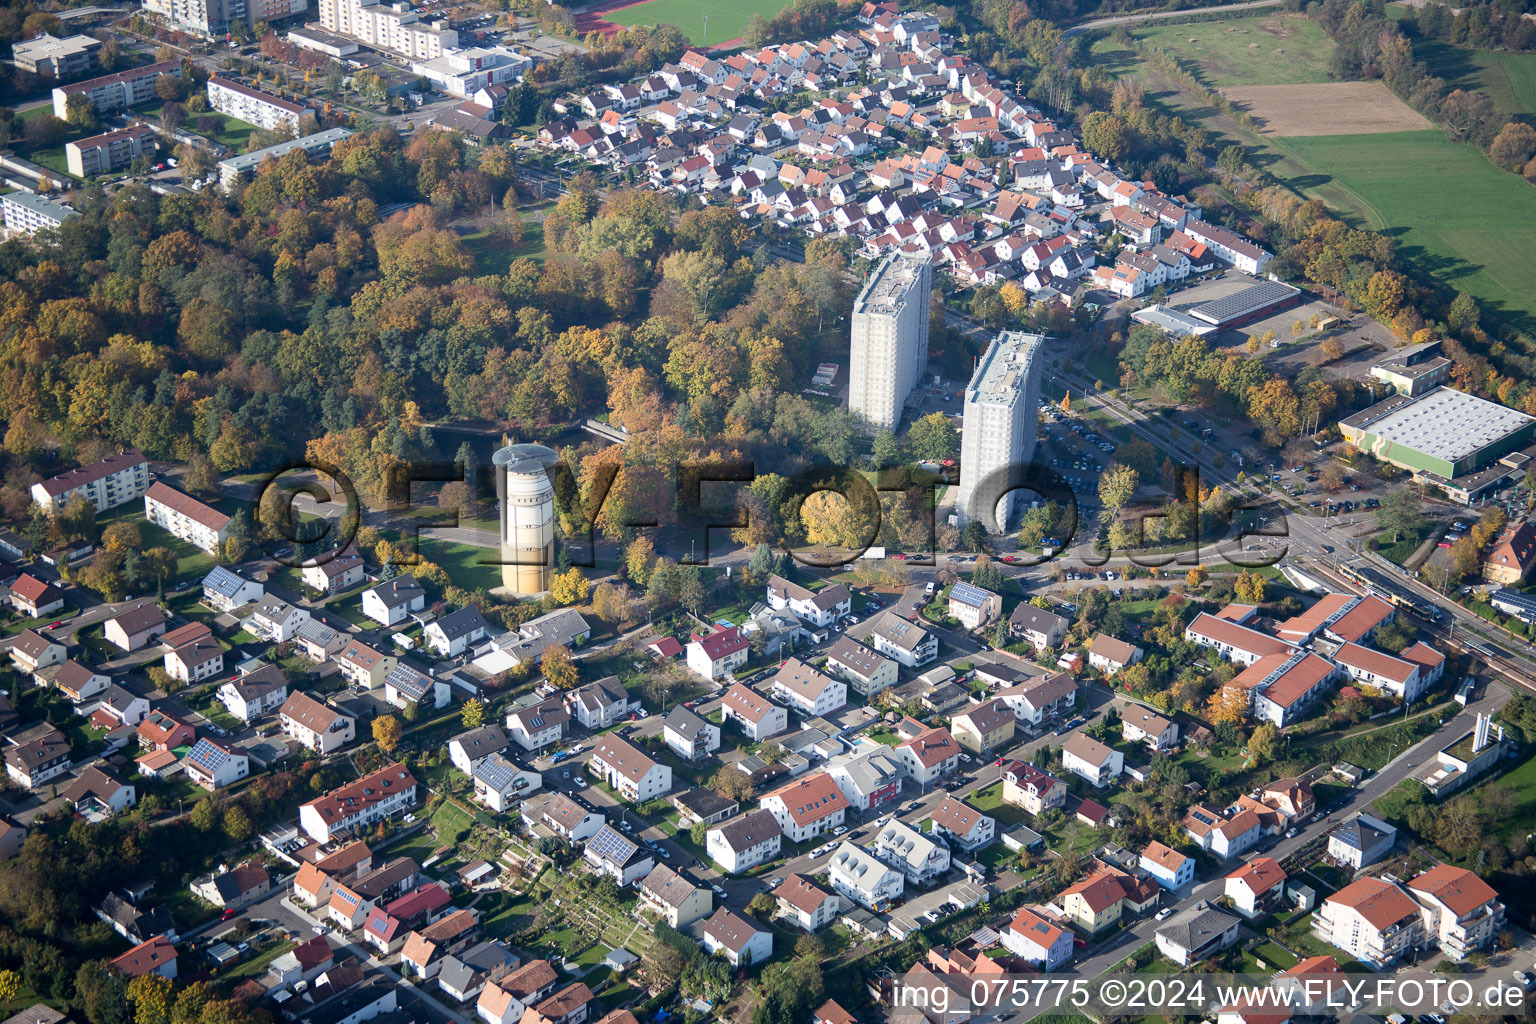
xmin=493 ymin=443 xmax=558 ymax=596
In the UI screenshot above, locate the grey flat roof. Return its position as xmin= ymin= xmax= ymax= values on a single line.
xmin=218 ymin=127 xmax=353 ymax=174
xmin=1343 ymin=387 xmax=1534 ymax=464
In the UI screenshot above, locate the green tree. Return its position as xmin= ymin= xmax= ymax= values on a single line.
xmin=871 ymin=430 xmax=901 ymax=469
xmin=1081 ymin=110 xmax=1132 ymax=162
xmin=1376 ymin=487 xmax=1426 ymax=543
xmin=461 ymin=699 xmax=484 ymax=728
xmin=907 ymin=412 xmax=959 ymax=462
xmin=1098 ymin=463 xmax=1139 ymax=518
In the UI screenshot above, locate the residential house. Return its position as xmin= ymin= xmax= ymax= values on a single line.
xmin=1001 ymin=761 xmax=1067 ymax=816
xmin=720 ymin=683 xmax=788 ymax=741
xmin=1225 ymin=857 xmax=1287 ymax=917
xmin=767 ymin=659 xmax=847 ymax=717
xmin=477 ymin=960 xmax=560 ymax=1024
xmin=52 ymin=660 xmax=110 ymax=704
xmin=1008 ymin=604 xmax=1068 ymax=651
xmin=110 ymin=936 xmax=177 ymax=980
xmin=824 ymin=637 xmax=897 ymax=697
xmin=706 ymin=809 xmax=783 ymax=873
xmin=201 ymin=567 xmax=263 ymax=612
xmin=1482 ymin=521 xmax=1536 ymax=585
xmin=947 ymin=581 xmax=1000 ymax=630
xmin=826 ymin=749 xmax=907 ymax=811
xmin=993 ymin=672 xmax=1077 ymax=727
xmin=1327 ymin=813 xmax=1397 ymax=871
xmin=760 ymin=773 xmax=849 ymax=843
xmin=703 ymin=908 xmax=772 ymax=967
xmin=1155 ymin=903 xmax=1240 ymax=966
xmin=1311 ymin=877 xmax=1423 ymax=968
xmin=1407 ymin=864 xmax=1503 ymax=960
xmin=1231 ymin=652 xmax=1339 ymax=728
xmin=827 ymin=842 xmax=904 ymax=911
xmin=362 ymin=576 xmax=427 ymax=627
xmin=1332 ymin=643 xmax=1426 ymax=705
xmin=400 ymin=908 xmax=478 ymax=980
xmin=773 ymin=874 xmax=839 ymax=931
xmin=299 ymin=763 xmax=419 ymax=842
xmin=897 ymin=727 xmax=961 ymax=785
xmin=871 ymin=819 xmax=950 ymax=886
xmin=929 ymin=796 xmax=995 ymax=852
xmin=424 ymin=607 xmax=492 ymax=658
xmin=473 ymin=754 xmax=530 ymax=813
xmin=191 ymin=861 xmax=271 ymax=908
xmin=505 ymin=700 xmax=569 ymax=752
xmin=1185 ymin=612 xmax=1294 ymax=665
xmin=1184 ymin=804 xmax=1263 ymax=860
xmin=582 ymin=825 xmax=654 ymax=886
xmin=1087 ymin=634 xmax=1143 ymax=675
xmin=672 ymin=788 xmax=738 ymax=827
xmin=247 ymin=596 xmax=309 ymax=643
xmin=638 ymin=865 xmax=712 ymax=928
xmin=302 ymin=553 xmax=365 ymax=595
xmin=63 ymin=764 xmax=136 ymax=815
xmin=362 ymin=884 xmax=453 ymax=954
xmin=384 ymin=665 xmax=450 ymax=711
xmin=686 ymin=626 xmax=749 ymax=681
xmin=30 ymin=449 xmax=148 ymax=515
xmin=449 ymin=726 xmax=510 ymax=776
xmin=162 ymin=623 xmax=223 ymax=684
xmin=337 ymin=640 xmax=396 ymax=690
xmin=10 ymin=630 xmax=65 ymax=673
xmin=951 ymin=699 xmax=1015 ymax=753
xmin=144 ymin=482 xmax=228 ymax=555
xmin=662 ymin=706 xmax=719 ymax=762
xmin=267 ymin=935 xmax=338 ymax=990
xmin=218 ymin=664 xmax=288 ymax=723
xmin=1058 ymin=871 xmax=1147 ymax=934
xmin=865 ymin=611 xmax=937 ymax=667
xmin=589 ymin=734 xmax=671 ymax=802
xmin=8 ymin=575 xmax=64 ymax=619
xmin=1140 ymin=841 xmax=1194 ymax=891
xmin=1062 ymin=732 xmax=1123 ymax=787
xmin=137 ymin=711 xmax=194 ymax=751
xmin=1003 ymin=907 xmax=1073 ymax=971
xmin=766 ymin=575 xmax=851 ymax=626
xmin=1122 ymin=708 xmax=1179 ymax=751
xmin=435 ymin=940 xmax=515 ymax=1004
xmin=279 ymin=692 xmax=357 ymax=754
xmin=182 ymin=738 xmax=249 ymax=790
xmin=565 ymin=677 xmax=634 ymax=730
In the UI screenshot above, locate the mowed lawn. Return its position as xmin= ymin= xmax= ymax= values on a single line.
xmin=1130 ymin=14 xmax=1335 ymax=87
xmin=604 ymin=0 xmax=789 ymax=46
xmin=1268 ymin=130 xmax=1536 ymax=331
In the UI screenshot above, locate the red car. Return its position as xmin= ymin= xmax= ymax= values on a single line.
xmin=1001 ymin=555 xmax=1018 ymax=563
xmin=1073 ymin=936 xmax=1088 ymax=949
xmin=220 ymin=908 xmax=239 ymax=921
xmin=47 ymin=621 xmax=62 ymax=630
xmin=941 ymin=459 xmax=955 ymax=467
xmin=892 ymin=553 xmax=907 ymax=560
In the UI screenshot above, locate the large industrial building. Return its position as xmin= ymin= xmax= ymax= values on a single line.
xmin=956 ymin=332 xmax=1043 ymax=533
xmin=494 ymin=444 xmax=558 ymax=597
xmin=847 ymin=252 xmax=931 ymax=433
xmin=1340 ymin=387 xmax=1536 ymax=503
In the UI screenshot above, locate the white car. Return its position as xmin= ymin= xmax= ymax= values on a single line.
xmin=833 ymin=825 xmax=848 ymax=835
xmin=1155 ymin=907 xmax=1174 ymax=921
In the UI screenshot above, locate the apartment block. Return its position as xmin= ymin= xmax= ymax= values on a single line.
xmin=66 ymin=122 xmax=158 ymax=177
xmin=847 ymin=251 xmax=931 ymax=432
xmin=955 ymin=331 xmax=1042 ymax=532
xmin=52 ymin=60 xmax=180 ymax=119
xmin=30 ymin=449 xmax=148 ymax=513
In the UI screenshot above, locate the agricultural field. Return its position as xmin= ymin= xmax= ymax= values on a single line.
xmin=1093 ymin=11 xmax=1536 ymax=332
xmin=1128 ymin=14 xmax=1336 ymax=87
xmin=600 ymin=0 xmax=788 ymax=46
xmin=1267 ymin=131 xmax=1536 ymax=334
xmin=1223 ymin=82 xmax=1432 ymax=135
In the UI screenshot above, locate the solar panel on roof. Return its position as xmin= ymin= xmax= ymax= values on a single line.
xmin=587 ymin=825 xmax=638 ymax=864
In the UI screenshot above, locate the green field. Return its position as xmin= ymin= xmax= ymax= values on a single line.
xmin=1129 ymin=13 xmax=1335 ymax=87
xmin=1268 ymin=131 xmax=1536 ymax=333
xmin=1389 ymin=4 xmax=1536 ymax=118
xmin=603 ymin=0 xmax=788 ymax=47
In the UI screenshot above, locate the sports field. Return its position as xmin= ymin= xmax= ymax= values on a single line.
xmin=1129 ymin=14 xmax=1335 ymax=87
xmin=600 ymin=0 xmax=788 ymax=46
xmin=1270 ymin=131 xmax=1536 ymax=332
